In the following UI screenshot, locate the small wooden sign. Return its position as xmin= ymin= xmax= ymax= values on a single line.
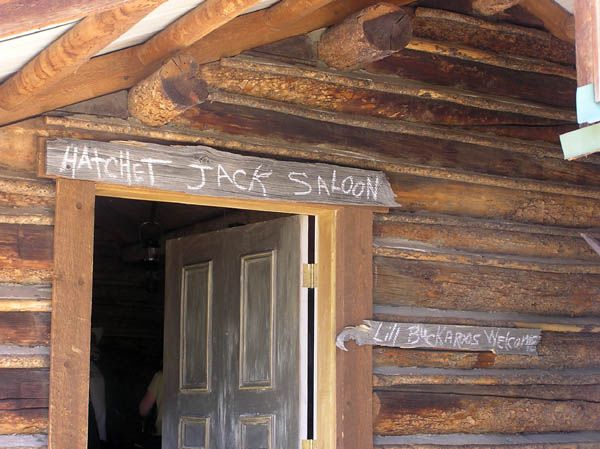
xmin=44 ymin=139 xmax=398 ymax=207
xmin=336 ymin=320 xmax=542 ymax=355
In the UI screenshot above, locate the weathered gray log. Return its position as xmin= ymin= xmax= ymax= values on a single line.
xmin=317 ymin=3 xmax=413 ymax=70
xmin=128 ymin=54 xmax=209 ymax=127
xmin=337 ymin=320 xmax=541 ymax=355
xmin=44 ymin=138 xmax=398 ymax=207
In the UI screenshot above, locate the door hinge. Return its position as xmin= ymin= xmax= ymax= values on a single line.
xmin=302 ymin=439 xmax=316 ymax=449
xmin=302 ymin=263 xmax=317 ymax=288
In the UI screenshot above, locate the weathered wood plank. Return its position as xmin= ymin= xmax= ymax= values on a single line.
xmin=0 ymin=313 xmax=50 ymax=346
xmin=0 ymin=369 xmax=48 ymax=400
xmin=374 ymin=213 xmax=600 ymax=261
xmin=373 ymin=391 xmax=600 ymax=435
xmin=337 ymin=320 xmax=541 ymax=355
xmin=374 ymin=332 xmax=600 ymax=370
xmin=373 ymin=257 xmax=600 ymax=316
xmin=0 ymin=0 xmax=132 ymax=40
xmin=374 ymin=384 xmax=600 ymax=402
xmin=391 ymin=173 xmax=600 ymax=227
xmin=0 ymin=434 xmax=47 ymax=449
xmin=183 ymin=102 xmax=600 ymax=189
xmin=196 ymin=56 xmax=574 ymax=124
xmin=45 ymin=138 xmax=397 ymax=207
xmin=413 ymin=7 xmax=575 ymax=65
xmin=0 ymin=225 xmax=53 ymax=271
xmin=0 ymin=402 xmax=47 ymax=435
xmin=367 ymin=48 xmax=576 ymax=108
xmin=49 ymin=179 xmax=94 ymax=449
xmin=374 ymin=431 xmax=600 ymax=448
xmin=373 ymin=367 xmax=600 ymax=386
xmin=0 ymin=346 xmax=49 ymax=369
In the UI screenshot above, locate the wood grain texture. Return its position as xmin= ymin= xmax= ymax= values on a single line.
xmin=48 ymin=180 xmax=94 ymax=449
xmin=0 ymin=0 xmax=132 ymax=40
xmin=413 ymin=7 xmax=575 ymax=65
xmin=335 ymin=208 xmax=374 ymax=449
xmin=0 ymin=346 xmax=49 ymax=369
xmin=0 ymin=369 xmax=49 ymax=400
xmin=521 ymin=0 xmax=575 ymax=43
xmin=374 ymin=332 xmax=600 ymax=370
xmin=195 ymin=56 xmax=574 ymax=124
xmin=0 ymin=0 xmax=394 ymax=125
xmin=471 ymin=0 xmax=520 ymax=15
xmin=373 ymin=255 xmax=600 ymax=315
xmin=374 ymin=213 xmax=600 ymax=261
xmin=0 ymin=403 xmax=47 ymax=435
xmin=373 ymin=391 xmax=600 ymax=435
xmin=44 ymin=138 xmax=397 ymax=206
xmin=317 ymin=3 xmax=412 ymax=70
xmin=134 ymin=0 xmax=266 ymax=66
xmin=0 ymin=0 xmax=165 ymax=111
xmin=0 ymin=313 xmax=49 ymax=346
xmin=128 ymin=54 xmax=209 ymax=126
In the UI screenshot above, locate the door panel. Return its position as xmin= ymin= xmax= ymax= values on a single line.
xmin=164 ymin=216 xmax=306 ymax=449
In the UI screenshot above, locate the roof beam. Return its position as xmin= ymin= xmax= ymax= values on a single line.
xmin=520 ymin=0 xmax=575 ymax=43
xmin=0 ymin=0 xmax=166 ymax=111
xmin=0 ymin=0 xmax=409 ymax=126
xmin=0 ymin=0 xmax=134 ymax=40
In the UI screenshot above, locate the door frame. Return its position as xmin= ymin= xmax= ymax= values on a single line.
xmin=49 ymin=178 xmax=376 ymax=449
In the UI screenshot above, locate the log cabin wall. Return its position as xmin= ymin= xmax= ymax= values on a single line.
xmin=0 ymin=2 xmax=599 ymax=448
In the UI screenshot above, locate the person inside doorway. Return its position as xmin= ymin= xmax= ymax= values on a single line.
xmin=139 ymin=368 xmax=163 ymax=449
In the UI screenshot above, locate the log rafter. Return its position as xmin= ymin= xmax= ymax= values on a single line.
xmin=0 ymin=0 xmax=167 ymax=112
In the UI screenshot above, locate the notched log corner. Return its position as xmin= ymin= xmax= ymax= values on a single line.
xmin=317 ymin=2 xmax=413 ymax=71
xmin=128 ymin=53 xmax=209 ymax=127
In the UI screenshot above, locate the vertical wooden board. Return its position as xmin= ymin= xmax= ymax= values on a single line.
xmin=48 ymin=180 xmax=94 ymax=449
xmin=336 ymin=207 xmax=373 ymax=449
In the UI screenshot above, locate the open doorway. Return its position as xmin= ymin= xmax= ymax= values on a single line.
xmin=88 ymin=197 xmax=313 ymax=449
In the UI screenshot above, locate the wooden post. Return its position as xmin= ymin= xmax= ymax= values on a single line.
xmin=317 ymin=3 xmax=413 ymax=70
xmin=335 ymin=207 xmax=373 ymax=449
xmin=128 ymin=54 xmax=209 ymax=126
xmin=48 ymin=179 xmax=95 ymax=449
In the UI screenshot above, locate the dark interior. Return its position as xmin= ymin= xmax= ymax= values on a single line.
xmin=89 ymin=197 xmax=284 ymax=449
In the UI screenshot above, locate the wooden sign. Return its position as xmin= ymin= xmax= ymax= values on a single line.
xmin=44 ymin=139 xmax=398 ymax=207
xmin=336 ymin=320 xmax=542 ymax=355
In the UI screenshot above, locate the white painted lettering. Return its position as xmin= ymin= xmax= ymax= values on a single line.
xmin=288 ymin=172 xmax=312 ymax=196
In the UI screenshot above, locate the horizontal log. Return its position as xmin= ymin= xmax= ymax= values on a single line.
xmin=374 ymin=332 xmax=600 ymax=370
xmin=471 ymin=0 xmax=521 ymax=15
xmin=390 ymin=173 xmax=600 ymax=227
xmin=196 ymin=56 xmax=574 ymax=124
xmin=0 ymin=403 xmax=47 ymax=435
xmin=373 ymin=391 xmax=600 ymax=435
xmin=0 ymin=314 xmax=50 ymax=346
xmin=0 ymin=369 xmax=48 ymax=400
xmin=0 ymin=346 xmax=49 ymax=369
xmin=0 ymin=207 xmax=53 ymax=226
xmin=0 ymin=434 xmax=47 ymax=449
xmin=0 ymin=225 xmax=53 ymax=270
xmin=374 ymin=241 xmax=600 ymax=274
xmin=374 ymin=384 xmax=600 ymax=402
xmin=374 ymin=257 xmax=600 ymax=316
xmin=373 ymin=367 xmax=600 ymax=386
xmin=374 ymin=305 xmax=600 ymax=333
xmin=44 ymin=115 xmax=600 ymax=205
xmin=375 ymin=213 xmax=600 ymax=260
xmin=367 ymin=47 xmax=576 ymax=108
xmin=184 ymin=102 xmax=600 ymax=189
xmin=413 ymin=7 xmax=575 ymax=65
xmin=0 ymin=120 xmax=47 ymax=174
xmin=374 ymin=432 xmax=600 ymax=448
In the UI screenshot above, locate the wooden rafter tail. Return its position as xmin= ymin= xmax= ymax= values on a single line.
xmin=129 ymin=54 xmax=209 ymax=126
xmin=317 ymin=2 xmax=413 ymax=70
xmin=520 ymin=0 xmax=575 ymax=43
xmin=0 ymin=0 xmax=167 ymax=112
xmin=471 ymin=0 xmax=521 ymax=16
xmin=134 ymin=0 xmax=266 ymax=67
xmin=128 ymin=0 xmax=338 ymax=125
